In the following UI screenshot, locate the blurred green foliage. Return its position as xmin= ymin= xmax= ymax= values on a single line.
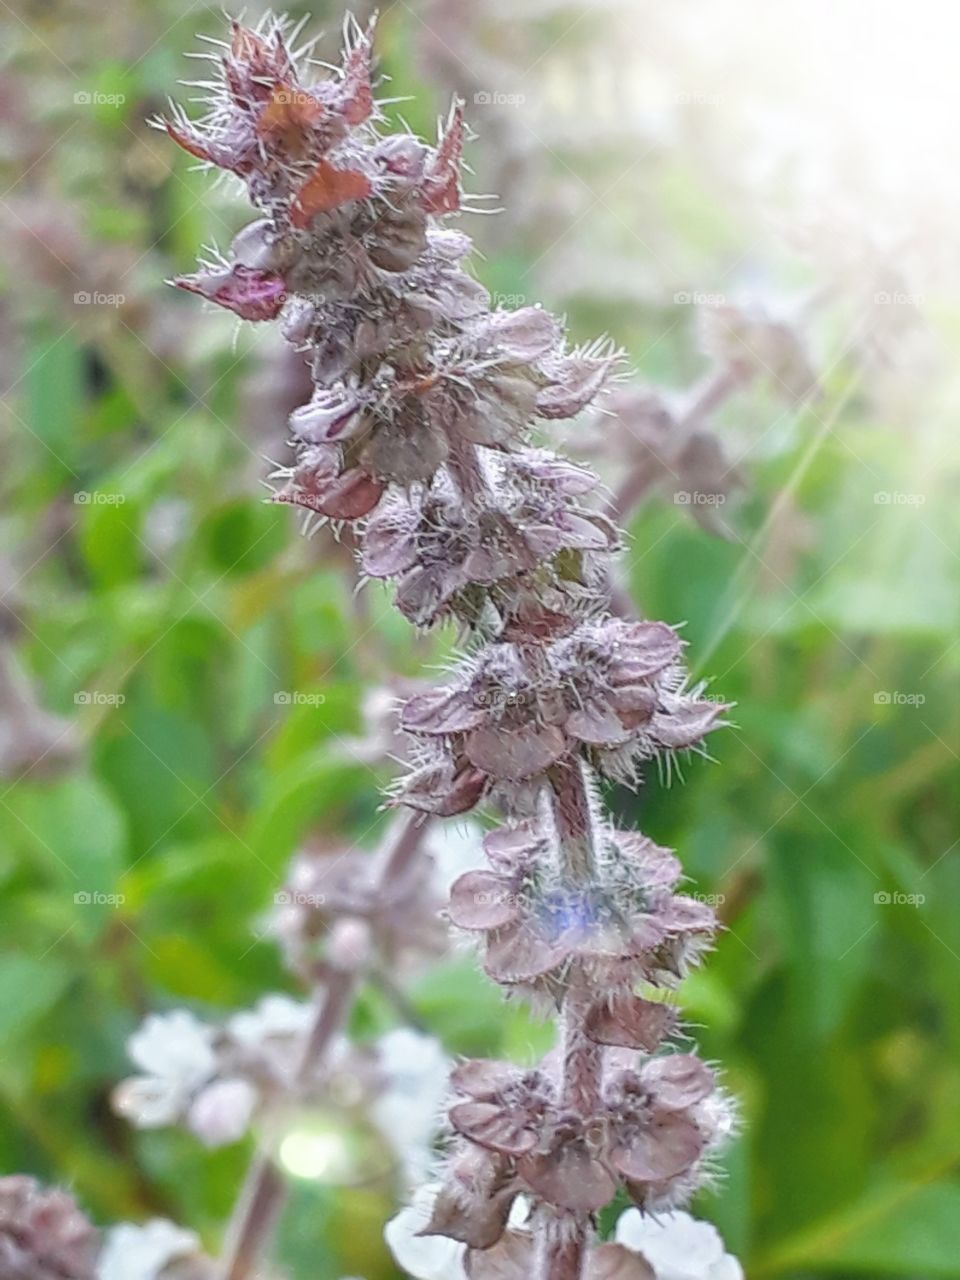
xmin=1 ymin=2 xmax=958 ymax=1277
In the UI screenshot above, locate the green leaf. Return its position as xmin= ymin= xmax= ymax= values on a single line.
xmin=0 ymin=955 xmax=73 ymax=1043
xmin=78 ymin=492 xmax=143 ymax=587
xmin=247 ymin=754 xmax=374 ymax=868
xmin=11 ymin=775 xmax=126 ymax=928
xmin=196 ymin=499 xmax=288 ymax=577
xmin=23 ymin=326 xmax=84 ymax=483
xmin=767 ymin=826 xmax=879 ymax=1038
xmin=756 ymin=1178 xmax=960 ymax=1275
xmin=95 ymin=703 xmax=218 ymax=853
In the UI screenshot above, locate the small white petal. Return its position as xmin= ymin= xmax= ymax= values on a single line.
xmin=187 ymin=1077 xmax=259 ymax=1147
xmin=384 ymin=1185 xmax=468 ymax=1280
xmin=227 ymin=994 xmax=314 ymax=1046
xmin=98 ymin=1219 xmax=200 ymax=1280
xmin=127 ymin=1011 xmax=216 ymax=1090
xmin=708 ymin=1256 xmax=744 ymax=1280
xmin=372 ymin=1031 xmax=450 ymax=1184
xmin=112 ymin=1075 xmax=189 ymax=1129
xmin=425 ymin=820 xmax=485 ymax=891
xmin=614 ymin=1209 xmax=741 ymax=1280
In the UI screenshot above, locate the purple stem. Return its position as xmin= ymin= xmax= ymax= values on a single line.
xmin=533 ymin=760 xmax=603 ymax=1280
xmin=610 ymin=361 xmax=751 ymax=525
xmin=677 ymin=363 xmax=750 ymax=433
xmin=218 ymin=810 xmax=425 ymax=1280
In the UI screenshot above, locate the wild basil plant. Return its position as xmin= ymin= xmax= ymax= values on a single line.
xmin=157 ymin=14 xmax=736 ymax=1279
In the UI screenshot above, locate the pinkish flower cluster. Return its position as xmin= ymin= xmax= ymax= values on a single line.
xmin=447 ymin=818 xmax=714 ymax=994
xmin=397 ymin=619 xmax=721 ymax=817
xmin=163 ymin=15 xmax=733 ymax=1279
xmin=442 ymin=1046 xmax=723 ymax=1221
xmin=0 ymin=1175 xmax=216 ymax=1280
xmin=0 ymin=1176 xmax=99 ymax=1280
xmin=269 ymin=817 xmax=459 ymax=982
xmin=362 ymin=451 xmax=617 ymax=629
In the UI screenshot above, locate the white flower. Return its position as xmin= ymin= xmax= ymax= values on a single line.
xmin=424 ymin=820 xmax=484 ymax=893
xmin=227 ymin=994 xmax=314 ymax=1046
xmin=384 ymin=1184 xmax=468 ymax=1280
xmin=614 ymin=1209 xmax=744 ymax=1280
xmin=97 ymin=1219 xmax=201 ymax=1280
xmin=112 ymin=1076 xmax=183 ymax=1128
xmin=187 ymin=1077 xmax=259 ymax=1147
xmin=384 ymin=1184 xmax=529 ymax=1280
xmin=128 ymin=1011 xmax=217 ymax=1083
xmin=371 ymin=1030 xmax=450 ymax=1186
xmin=114 ymin=1012 xmax=217 ymax=1128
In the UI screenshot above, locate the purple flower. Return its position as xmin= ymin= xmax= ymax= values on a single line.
xmin=362 ymin=453 xmax=617 ymax=627
xmin=447 ymin=821 xmax=715 ymax=990
xmin=436 ymin=1047 xmax=723 ymax=1229
xmin=173 ymin=264 xmax=287 ymax=322
xmin=397 ymin=620 xmax=725 ymax=804
xmin=165 ymin=17 xmax=740 ymax=1268
xmin=272 ymin=445 xmax=385 ymax=521
xmin=0 ymin=1176 xmax=99 ymax=1280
